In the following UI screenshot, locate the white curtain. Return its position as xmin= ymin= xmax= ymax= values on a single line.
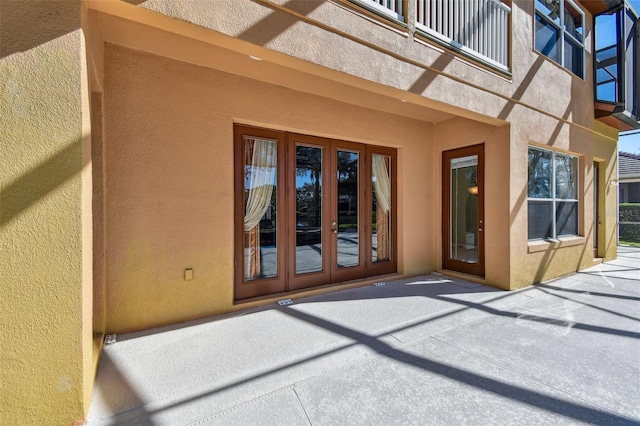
xmin=243 ymin=139 xmax=276 ymax=280
xmin=244 ymin=139 xmax=277 ymax=231
xmin=372 ymin=155 xmax=390 ymax=213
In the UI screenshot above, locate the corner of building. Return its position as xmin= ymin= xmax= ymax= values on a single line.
xmin=0 ymin=0 xmax=95 ymax=423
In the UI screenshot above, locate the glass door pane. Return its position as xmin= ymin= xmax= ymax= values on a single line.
xmin=242 ymin=137 xmax=278 ymax=281
xmin=372 ymin=154 xmax=392 ymax=263
xmin=295 ymin=145 xmax=323 ymax=274
xmin=287 ymin=134 xmax=331 ymax=292
xmin=336 ymin=150 xmax=360 ymax=268
xmin=450 ymin=155 xmax=479 ymax=263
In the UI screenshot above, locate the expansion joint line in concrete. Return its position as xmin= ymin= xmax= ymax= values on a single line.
xmin=293 ymin=387 xmax=313 ymax=426
xmin=429 ymin=334 xmax=638 ymax=422
xmin=185 ymin=312 xmax=493 ymax=426
xmin=187 ymin=354 xmax=381 ymax=425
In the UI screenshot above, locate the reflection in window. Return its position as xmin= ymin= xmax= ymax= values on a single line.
xmin=295 ymin=145 xmax=323 ymax=274
xmin=337 ymin=151 xmax=359 ymax=268
xmin=527 ymin=146 xmax=579 ymax=240
xmin=555 ymin=154 xmax=577 ymax=199
xmin=535 ymin=14 xmax=560 ymax=62
xmin=528 ymin=148 xmax=553 ymax=198
xmin=534 ymin=0 xmax=584 ymax=78
xmin=243 ymin=137 xmax=278 ymax=281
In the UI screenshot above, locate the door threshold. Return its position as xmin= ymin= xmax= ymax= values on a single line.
xmin=233 ymin=273 xmax=403 ymax=309
xmin=439 ymin=269 xmax=487 ymax=285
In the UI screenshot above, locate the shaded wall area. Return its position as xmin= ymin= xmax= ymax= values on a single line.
xmin=434 ymin=118 xmax=511 ymax=289
xmin=102 ymin=44 xmax=441 ymax=333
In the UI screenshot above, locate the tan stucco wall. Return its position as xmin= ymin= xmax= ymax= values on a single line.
xmin=123 ymin=0 xmax=596 ymax=130
xmin=91 ymin=91 xmax=107 ymax=334
xmin=434 ymin=118 xmax=512 ymax=289
xmin=0 ymin=0 xmax=622 ymax=422
xmin=103 ymin=44 xmax=443 ymax=333
xmin=509 ymin=113 xmax=618 ymax=289
xmin=0 ymin=1 xmax=94 ymax=423
xmin=97 ymin=0 xmax=620 ymax=330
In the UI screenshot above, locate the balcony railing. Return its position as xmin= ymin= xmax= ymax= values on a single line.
xmin=352 ymin=0 xmax=511 ymax=72
xmin=415 ymin=0 xmax=511 ymax=72
xmin=352 ymin=0 xmax=404 ymax=21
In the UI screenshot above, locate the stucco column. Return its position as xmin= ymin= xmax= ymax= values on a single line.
xmin=0 ymin=0 xmax=93 ymax=424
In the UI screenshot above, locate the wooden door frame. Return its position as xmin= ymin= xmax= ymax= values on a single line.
xmin=442 ymin=144 xmax=485 ymax=277
xmin=233 ymin=124 xmax=398 ymax=300
xmin=330 ymin=140 xmax=368 ymax=283
xmin=233 ymin=125 xmax=288 ymax=300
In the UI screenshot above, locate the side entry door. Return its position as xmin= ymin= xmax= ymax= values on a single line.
xmin=442 ymin=144 xmax=485 ymax=277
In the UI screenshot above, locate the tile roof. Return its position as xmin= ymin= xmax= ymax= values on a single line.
xmin=619 ymin=151 xmax=640 ymax=178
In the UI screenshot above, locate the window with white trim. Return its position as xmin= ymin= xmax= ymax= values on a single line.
xmin=534 ymin=0 xmax=585 ymax=78
xmin=528 ymin=146 xmax=579 ymax=240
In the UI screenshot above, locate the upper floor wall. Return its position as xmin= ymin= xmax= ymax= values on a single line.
xmin=111 ymin=0 xmax=600 ymax=129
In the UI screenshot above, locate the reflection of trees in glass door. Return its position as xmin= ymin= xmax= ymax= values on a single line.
xmin=294 ymin=145 xmax=324 ymax=274
xmin=443 ymin=144 xmax=485 ymax=277
xmin=289 ymin=138 xmax=368 ymax=288
xmin=336 ymin=150 xmax=360 ymax=268
xmin=288 ymin=134 xmax=332 ymax=291
xmin=330 ymin=141 xmax=367 ymax=283
xmin=234 ymin=125 xmax=396 ymax=300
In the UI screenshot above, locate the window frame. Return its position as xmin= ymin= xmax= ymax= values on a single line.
xmin=527 ymin=145 xmax=580 ymax=241
xmin=534 ymin=0 xmax=586 ymax=78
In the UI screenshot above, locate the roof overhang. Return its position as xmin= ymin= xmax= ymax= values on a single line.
xmin=595 ymin=101 xmax=640 ymax=131
xmin=580 ymin=0 xmax=623 ymax=16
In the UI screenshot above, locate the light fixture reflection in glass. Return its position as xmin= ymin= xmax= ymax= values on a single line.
xmin=468 ymin=186 xmax=478 ymax=195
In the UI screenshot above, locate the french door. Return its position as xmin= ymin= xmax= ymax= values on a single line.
xmin=442 ymin=144 xmax=485 ymax=277
xmin=234 ymin=125 xmax=396 ymax=300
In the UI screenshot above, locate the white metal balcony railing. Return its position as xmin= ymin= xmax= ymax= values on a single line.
xmin=354 ymin=0 xmax=511 ymax=72
xmin=355 ymin=0 xmax=404 ymax=21
xmin=416 ymin=0 xmax=511 ymax=71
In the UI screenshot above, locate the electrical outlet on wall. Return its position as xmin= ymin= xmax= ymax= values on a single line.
xmin=185 ymin=268 xmax=193 ymax=281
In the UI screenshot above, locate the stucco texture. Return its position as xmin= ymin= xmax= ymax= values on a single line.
xmin=98 ymin=0 xmax=620 ymax=330
xmin=127 ymin=0 xmax=594 ymax=127
xmin=434 ymin=118 xmax=512 ymax=288
xmin=508 ymin=106 xmax=618 ymax=288
xmin=0 ymin=1 xmax=93 ymax=424
xmin=102 ymin=43 xmax=443 ymax=333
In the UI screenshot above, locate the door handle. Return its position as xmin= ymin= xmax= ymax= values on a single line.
xmin=478 ymin=228 xmax=483 ymax=232
xmin=332 ymin=229 xmax=338 ymax=234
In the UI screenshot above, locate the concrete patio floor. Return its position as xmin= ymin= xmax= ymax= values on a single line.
xmin=86 ymin=247 xmax=640 ymax=425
